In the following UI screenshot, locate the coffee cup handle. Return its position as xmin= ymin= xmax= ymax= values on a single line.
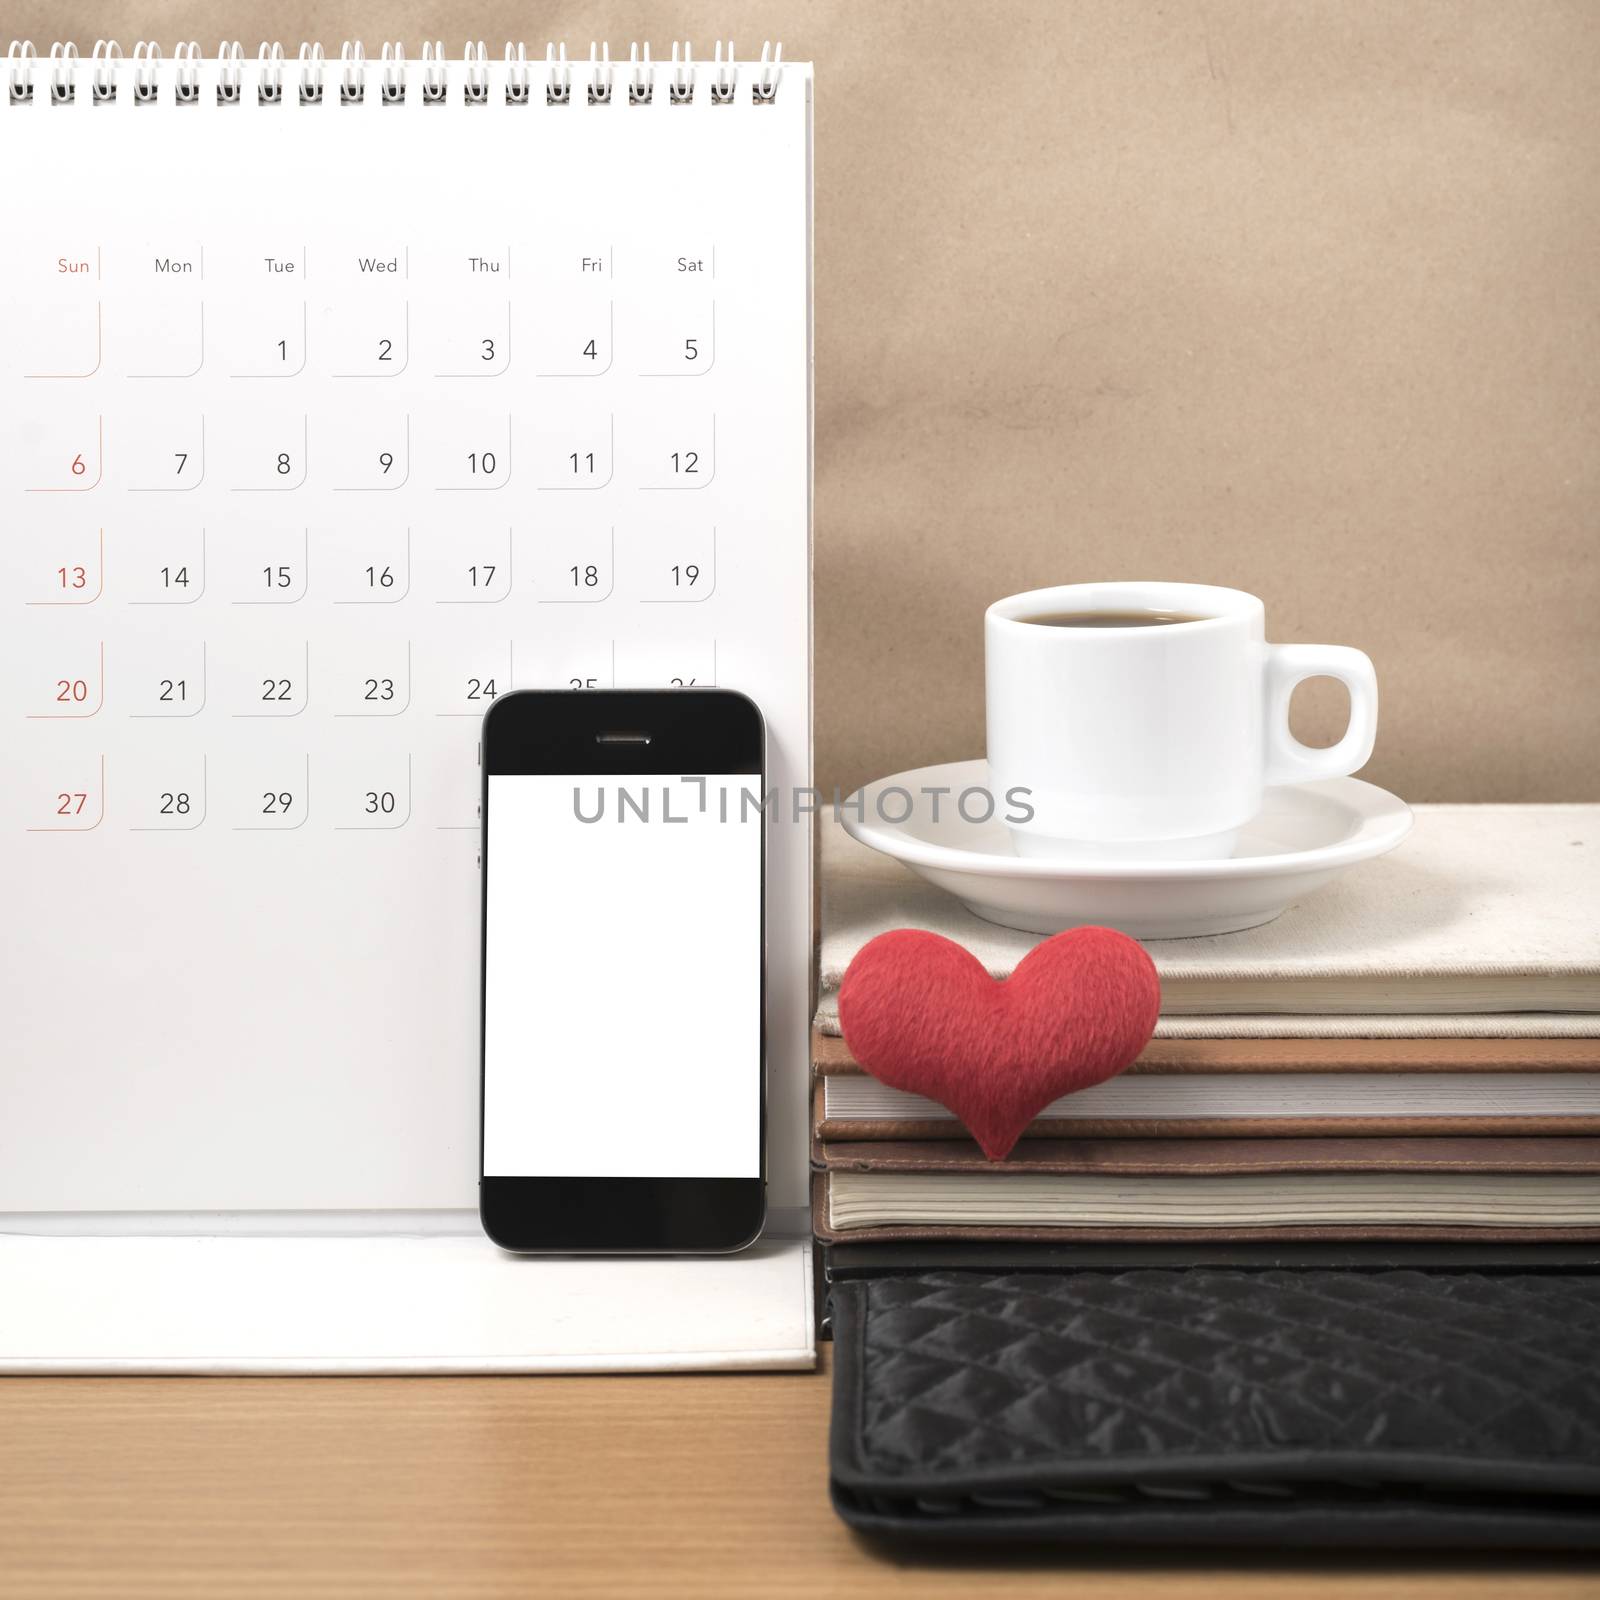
xmin=1263 ymin=644 xmax=1379 ymax=784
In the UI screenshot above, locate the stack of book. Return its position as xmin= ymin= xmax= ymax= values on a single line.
xmin=813 ymin=804 xmax=1600 ymax=1263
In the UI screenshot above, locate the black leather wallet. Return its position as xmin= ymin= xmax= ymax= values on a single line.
xmin=829 ymin=1269 xmax=1600 ymax=1548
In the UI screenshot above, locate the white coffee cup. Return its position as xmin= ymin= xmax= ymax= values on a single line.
xmin=985 ymin=581 xmax=1378 ymax=860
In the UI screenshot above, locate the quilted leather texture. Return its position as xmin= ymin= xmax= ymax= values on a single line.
xmin=830 ymin=1269 xmax=1600 ymax=1547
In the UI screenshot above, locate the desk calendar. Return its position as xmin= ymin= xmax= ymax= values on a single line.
xmin=0 ymin=43 xmax=813 ymax=1224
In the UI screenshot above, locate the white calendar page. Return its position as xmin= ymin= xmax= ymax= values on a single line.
xmin=0 ymin=54 xmax=813 ymax=1219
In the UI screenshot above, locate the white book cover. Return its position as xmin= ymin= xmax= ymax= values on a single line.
xmin=818 ymin=805 xmax=1600 ymax=1028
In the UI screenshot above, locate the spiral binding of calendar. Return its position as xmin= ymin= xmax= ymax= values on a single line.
xmin=5 ymin=39 xmax=784 ymax=107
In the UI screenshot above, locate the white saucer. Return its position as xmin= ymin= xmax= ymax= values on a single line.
xmin=839 ymin=761 xmax=1413 ymax=939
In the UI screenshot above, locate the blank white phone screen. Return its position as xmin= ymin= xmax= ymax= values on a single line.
xmin=483 ymin=774 xmax=761 ymax=1178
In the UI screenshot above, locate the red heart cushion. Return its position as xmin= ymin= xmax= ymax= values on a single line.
xmin=837 ymin=927 xmax=1160 ymax=1161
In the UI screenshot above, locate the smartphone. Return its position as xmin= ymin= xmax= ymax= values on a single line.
xmin=478 ymin=688 xmax=766 ymax=1253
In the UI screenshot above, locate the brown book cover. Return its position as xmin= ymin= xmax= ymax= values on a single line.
xmin=812 ymin=1031 xmax=1600 ymax=1141
xmin=810 ymin=1171 xmax=1600 ymax=1246
xmin=812 ymin=1136 xmax=1600 ymax=1244
xmin=812 ymin=1132 xmax=1600 ymax=1176
xmin=812 ymin=1027 xmax=1600 ymax=1075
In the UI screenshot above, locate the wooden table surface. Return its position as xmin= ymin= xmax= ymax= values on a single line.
xmin=2 ymin=1351 xmax=1597 ymax=1599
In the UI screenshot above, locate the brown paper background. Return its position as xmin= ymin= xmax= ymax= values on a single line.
xmin=16 ymin=2 xmax=1599 ymax=799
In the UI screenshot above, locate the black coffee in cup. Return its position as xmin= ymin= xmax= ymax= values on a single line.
xmin=1019 ymin=609 xmax=1209 ymax=629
